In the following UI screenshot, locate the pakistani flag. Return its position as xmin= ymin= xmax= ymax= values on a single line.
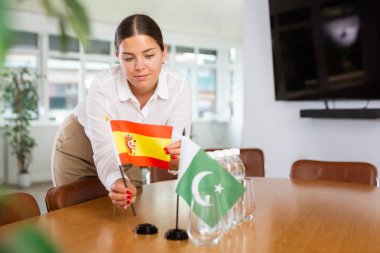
xmin=176 ymin=137 xmax=245 ymax=227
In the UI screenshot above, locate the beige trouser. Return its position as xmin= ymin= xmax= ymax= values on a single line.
xmin=51 ymin=113 xmax=143 ymax=189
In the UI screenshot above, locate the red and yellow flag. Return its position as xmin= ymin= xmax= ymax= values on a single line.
xmin=110 ymin=120 xmax=173 ymax=169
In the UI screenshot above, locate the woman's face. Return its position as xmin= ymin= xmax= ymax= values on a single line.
xmin=116 ymin=35 xmax=167 ymax=95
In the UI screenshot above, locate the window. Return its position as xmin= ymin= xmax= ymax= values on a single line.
xmin=197 ymin=49 xmax=217 ymax=65
xmin=85 ymin=40 xmax=111 ymax=55
xmin=5 ymin=31 xmax=39 ymax=69
xmin=2 ymin=31 xmax=40 ymax=121
xmin=49 ymin=35 xmax=79 ymax=53
xmin=229 ymin=69 xmax=235 ymax=116
xmin=45 ymin=37 xmax=112 ymax=122
xmin=170 ymin=45 xmax=234 ymax=121
xmin=47 ymin=58 xmax=80 ymax=121
xmin=196 ymin=68 xmax=216 ymax=118
xmin=228 ymin=48 xmax=237 ymax=116
xmin=229 ymin=48 xmax=236 ymax=64
xmin=84 ymin=61 xmax=111 ymax=89
xmin=10 ymin=31 xmax=39 ymax=49
xmin=3 ymin=29 xmax=238 ymax=123
xmin=5 ymin=52 xmax=38 ymax=69
xmin=84 ymin=39 xmax=113 ymax=95
xmin=175 ymin=46 xmax=196 ymax=63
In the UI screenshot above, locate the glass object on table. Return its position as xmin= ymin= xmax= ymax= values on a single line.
xmin=213 ymin=150 xmax=232 ymax=232
xmin=231 ymin=148 xmax=246 ymax=182
xmin=231 ymin=148 xmax=246 ymax=225
xmin=187 ymin=193 xmax=224 ymax=247
xmin=242 ymin=177 xmax=256 ymax=221
xmin=224 ymin=149 xmax=243 ymax=227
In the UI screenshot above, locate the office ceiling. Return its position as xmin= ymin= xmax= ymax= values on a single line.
xmin=9 ymin=0 xmax=243 ymax=39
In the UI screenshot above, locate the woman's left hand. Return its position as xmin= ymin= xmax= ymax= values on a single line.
xmin=164 ymin=140 xmax=181 ymax=170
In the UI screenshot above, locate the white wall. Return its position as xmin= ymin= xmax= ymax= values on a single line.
xmin=2 ymin=125 xmax=57 ymax=184
xmin=242 ymin=0 xmax=380 ymax=179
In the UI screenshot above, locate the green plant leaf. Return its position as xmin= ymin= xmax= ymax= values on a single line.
xmin=58 ymin=18 xmax=70 ymax=52
xmin=41 ymin=0 xmax=90 ymax=51
xmin=0 ymin=0 xmax=10 ymax=66
xmin=41 ymin=0 xmax=58 ymax=16
xmin=1 ymin=0 xmax=91 ymax=62
xmin=8 ymin=227 xmax=60 ymax=253
xmin=65 ymin=0 xmax=90 ymax=48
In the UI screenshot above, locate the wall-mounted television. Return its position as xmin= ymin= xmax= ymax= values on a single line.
xmin=269 ymin=0 xmax=380 ymax=101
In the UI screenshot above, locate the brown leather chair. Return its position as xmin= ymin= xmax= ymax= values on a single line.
xmin=45 ymin=177 xmax=108 ymax=212
xmin=239 ymin=148 xmax=265 ymax=177
xmin=149 ymin=148 xmax=265 ymax=183
xmin=290 ymin=159 xmax=378 ymax=186
xmin=0 ymin=192 xmax=40 ymax=225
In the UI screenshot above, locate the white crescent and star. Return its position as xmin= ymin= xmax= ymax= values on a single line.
xmin=191 ymin=171 xmax=224 ymax=207
xmin=214 ymin=183 xmax=224 ymax=193
xmin=192 ymin=171 xmax=213 ymax=207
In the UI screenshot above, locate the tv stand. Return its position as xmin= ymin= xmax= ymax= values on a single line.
xmin=300 ymin=108 xmax=380 ymax=119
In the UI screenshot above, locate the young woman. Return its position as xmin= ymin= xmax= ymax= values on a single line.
xmin=51 ymin=14 xmax=192 ymax=210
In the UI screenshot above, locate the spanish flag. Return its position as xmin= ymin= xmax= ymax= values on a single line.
xmin=110 ymin=120 xmax=173 ymax=169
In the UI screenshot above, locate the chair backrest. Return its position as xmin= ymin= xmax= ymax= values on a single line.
xmin=149 ymin=148 xmax=265 ymax=183
xmin=45 ymin=177 xmax=108 ymax=212
xmin=290 ymin=159 xmax=378 ymax=186
xmin=239 ymin=148 xmax=265 ymax=177
xmin=0 ymin=192 xmax=40 ymax=225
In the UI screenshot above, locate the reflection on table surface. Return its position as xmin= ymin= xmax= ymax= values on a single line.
xmin=0 ymin=178 xmax=379 ymax=253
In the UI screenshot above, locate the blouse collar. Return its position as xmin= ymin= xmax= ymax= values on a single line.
xmin=117 ymin=66 xmax=169 ymax=102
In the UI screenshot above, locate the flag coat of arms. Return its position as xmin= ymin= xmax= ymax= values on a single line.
xmin=176 ymin=138 xmax=245 ymax=227
xmin=109 ymin=120 xmax=173 ymax=169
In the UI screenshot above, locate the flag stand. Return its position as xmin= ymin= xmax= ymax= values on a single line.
xmin=119 ymin=165 xmax=158 ymax=235
xmin=165 ymin=127 xmax=188 ymax=240
xmin=165 ymin=128 xmax=189 ymax=241
xmin=165 ymin=194 xmax=188 ymax=240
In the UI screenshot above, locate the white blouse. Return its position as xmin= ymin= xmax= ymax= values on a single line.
xmin=74 ymin=65 xmax=192 ymax=190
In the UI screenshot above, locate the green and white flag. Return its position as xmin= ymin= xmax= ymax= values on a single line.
xmin=176 ymin=137 xmax=245 ymax=227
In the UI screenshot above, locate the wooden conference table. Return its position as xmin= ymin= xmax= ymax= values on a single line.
xmin=0 ymin=178 xmax=379 ymax=253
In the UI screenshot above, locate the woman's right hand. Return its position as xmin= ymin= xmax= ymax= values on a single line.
xmin=108 ymin=178 xmax=137 ymax=209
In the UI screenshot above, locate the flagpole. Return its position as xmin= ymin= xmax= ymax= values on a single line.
xmin=176 ymin=194 xmax=180 ymax=229
xmin=165 ymin=128 xmax=188 ymax=241
xmin=119 ymin=165 xmax=136 ymax=216
xmin=122 ymin=164 xmax=158 ymax=235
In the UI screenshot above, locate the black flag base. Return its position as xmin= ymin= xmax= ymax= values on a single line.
xmin=135 ymin=223 xmax=158 ymax=235
xmin=165 ymin=128 xmax=188 ymax=241
xmin=165 ymin=228 xmax=188 ymax=240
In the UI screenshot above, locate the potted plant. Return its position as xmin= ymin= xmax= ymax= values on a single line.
xmin=0 ymin=66 xmax=39 ymax=188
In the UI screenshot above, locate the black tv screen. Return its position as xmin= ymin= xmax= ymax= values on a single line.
xmin=269 ymin=0 xmax=380 ymax=100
